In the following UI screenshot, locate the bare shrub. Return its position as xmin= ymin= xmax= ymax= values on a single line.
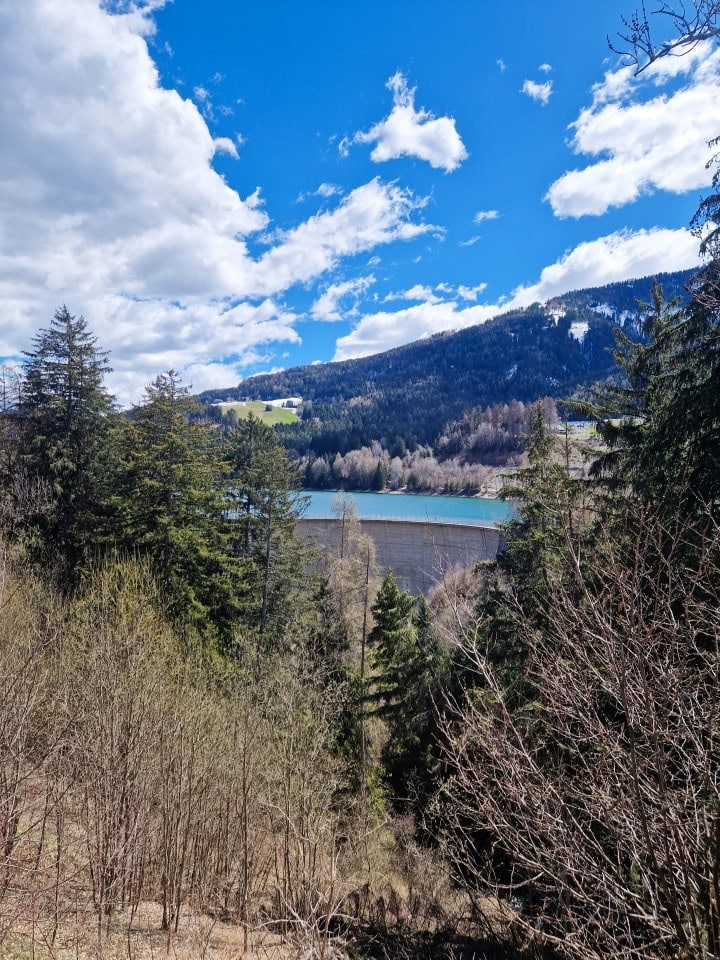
xmin=0 ymin=543 xmax=62 ymax=945
xmin=442 ymin=507 xmax=720 ymax=960
xmin=0 ymin=550 xmax=363 ymax=957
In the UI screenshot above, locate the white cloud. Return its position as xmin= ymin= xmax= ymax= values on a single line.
xmin=505 ymin=227 xmax=699 ymax=306
xmin=315 ymin=182 xmax=342 ymax=198
xmin=496 ymin=58 xmax=507 ymax=73
xmin=295 ymin=182 xmax=343 ymax=204
xmin=247 ymin=366 xmax=285 ymax=378
xmin=539 ymin=63 xmax=553 ymax=74
xmin=0 ymin=1 xmax=432 ymax=402
xmin=474 ymin=209 xmax=500 ymax=223
xmin=459 ymin=235 xmax=481 ymax=247
xmin=333 ymin=300 xmax=487 ymax=360
xmin=310 ymin=275 xmax=375 ymax=321
xmin=213 ymin=137 xmax=239 ymax=158
xmin=384 ymin=284 xmax=442 ymax=304
xmin=349 ymin=72 xmax=468 ymax=173
xmin=547 ymin=42 xmax=720 ymax=217
xmin=521 ymin=79 xmax=553 ymax=105
xmin=457 ymin=283 xmax=487 ymax=301
xmin=250 ymin=180 xmax=435 ymax=297
xmin=333 ymin=226 xmax=700 ymax=360
xmin=89 ymin=297 xmax=303 ymax=401
xmin=381 ymin=281 xmax=486 ymax=305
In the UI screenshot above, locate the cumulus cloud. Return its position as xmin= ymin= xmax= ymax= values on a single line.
xmin=539 ymin=63 xmax=553 ymax=74
xmin=505 ymin=226 xmax=699 ymax=306
xmin=315 ymin=182 xmax=342 ymax=198
xmin=0 ymin=1 xmax=432 ymax=401
xmin=521 ymin=79 xmax=553 ymax=105
xmin=310 ymin=275 xmax=375 ymax=321
xmin=295 ymin=182 xmax=343 ymax=204
xmin=348 ymin=72 xmax=468 ymax=172
xmin=251 ymin=180 xmax=435 ymax=297
xmin=333 ymin=226 xmax=700 ymax=360
xmin=496 ymin=58 xmax=507 ymax=72
xmin=547 ymin=41 xmax=720 ymax=217
xmin=382 ymin=282 xmax=487 ymax=306
xmin=384 ymin=284 xmax=442 ymax=304
xmin=213 ymin=137 xmax=239 ymax=158
xmin=474 ymin=209 xmax=500 ymax=223
xmin=457 ymin=283 xmax=487 ymax=301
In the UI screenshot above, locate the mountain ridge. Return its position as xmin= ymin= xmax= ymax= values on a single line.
xmin=200 ymin=269 xmax=694 ymax=455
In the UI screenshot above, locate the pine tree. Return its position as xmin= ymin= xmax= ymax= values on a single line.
xmin=471 ymin=404 xmax=586 ymax=705
xmin=366 ymin=574 xmax=449 ymax=809
xmin=646 ymin=292 xmax=720 ymax=522
xmin=586 ymin=281 xmax=720 ymax=525
xmin=224 ymin=414 xmax=310 ymax=650
xmin=500 ymin=403 xmax=577 ymax=606
xmin=368 ymin=570 xmax=417 ymax=715
xmin=120 ymin=370 xmax=243 ymax=642
xmin=19 ymin=305 xmax=112 ymax=580
xmin=584 ymin=283 xmax=683 ymax=496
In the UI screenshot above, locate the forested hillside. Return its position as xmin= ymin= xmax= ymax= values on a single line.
xmin=4 ymin=256 xmax=720 ymax=960
xmin=6 ymin=0 xmax=720 ymax=956
xmin=200 ymin=270 xmax=693 ymax=456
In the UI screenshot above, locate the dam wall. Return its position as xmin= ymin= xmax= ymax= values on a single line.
xmin=297 ymin=518 xmax=503 ymax=596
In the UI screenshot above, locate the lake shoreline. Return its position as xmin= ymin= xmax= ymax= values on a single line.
xmin=300 ymin=489 xmax=513 ymax=527
xmin=301 ymin=485 xmax=509 ymax=501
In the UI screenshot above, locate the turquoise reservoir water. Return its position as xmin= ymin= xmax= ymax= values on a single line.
xmin=301 ymin=490 xmax=512 ymax=527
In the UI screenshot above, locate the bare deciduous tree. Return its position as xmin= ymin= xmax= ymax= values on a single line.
xmin=613 ymin=1 xmax=720 ymax=71
xmin=442 ymin=506 xmax=720 ymax=959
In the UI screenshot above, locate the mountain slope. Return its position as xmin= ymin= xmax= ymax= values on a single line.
xmin=200 ymin=270 xmax=693 ymax=455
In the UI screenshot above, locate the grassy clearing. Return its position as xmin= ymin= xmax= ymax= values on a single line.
xmin=215 ymin=400 xmax=299 ymax=425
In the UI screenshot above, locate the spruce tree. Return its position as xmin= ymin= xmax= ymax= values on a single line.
xmin=586 ymin=281 xmax=720 ymax=526
xmin=19 ymin=305 xmax=112 ymax=580
xmin=368 ymin=570 xmax=417 ymax=715
xmin=224 ymin=414 xmax=310 ymax=649
xmin=367 ymin=574 xmax=449 ymax=809
xmin=120 ymin=370 xmax=243 ymax=642
xmin=585 ymin=284 xmax=683 ymax=497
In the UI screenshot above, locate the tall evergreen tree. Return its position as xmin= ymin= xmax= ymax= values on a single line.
xmin=500 ymin=404 xmax=579 ymax=606
xmin=224 ymin=414 xmax=310 ymax=649
xmin=18 ymin=305 xmax=112 ymax=580
xmin=586 ymin=281 xmax=720 ymax=526
xmin=366 ymin=574 xmax=450 ymax=810
xmin=119 ymin=370 xmax=243 ymax=642
xmin=585 ymin=284 xmax=683 ymax=494
xmin=368 ymin=570 xmax=417 ymax=715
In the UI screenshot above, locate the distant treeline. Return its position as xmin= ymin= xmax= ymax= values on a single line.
xmin=200 ymin=270 xmax=693 ymax=458
xmin=300 ymin=398 xmax=559 ymax=494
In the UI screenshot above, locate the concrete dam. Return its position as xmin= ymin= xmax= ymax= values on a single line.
xmin=298 ymin=517 xmax=504 ymax=596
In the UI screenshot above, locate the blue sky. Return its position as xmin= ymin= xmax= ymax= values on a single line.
xmin=0 ymin=0 xmax=716 ymax=402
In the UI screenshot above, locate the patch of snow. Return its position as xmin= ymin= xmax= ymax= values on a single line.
xmin=505 ymin=364 xmax=518 ymax=381
xmin=213 ymin=396 xmax=302 ymax=408
xmin=570 ymin=321 xmax=589 ymax=342
xmin=547 ymin=305 xmax=566 ymax=325
xmin=592 ymin=302 xmax=614 ymax=318
xmin=264 ymin=396 xmax=302 ymax=408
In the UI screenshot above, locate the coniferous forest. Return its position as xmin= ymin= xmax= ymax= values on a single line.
xmin=3 ymin=5 xmax=720 ymax=960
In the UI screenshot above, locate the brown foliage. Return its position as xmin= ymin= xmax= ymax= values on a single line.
xmin=441 ymin=507 xmax=720 ymax=959
xmin=0 ymin=549 xmax=365 ymax=957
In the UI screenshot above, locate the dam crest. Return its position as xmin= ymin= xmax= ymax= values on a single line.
xmin=298 ymin=517 xmax=504 ymax=596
